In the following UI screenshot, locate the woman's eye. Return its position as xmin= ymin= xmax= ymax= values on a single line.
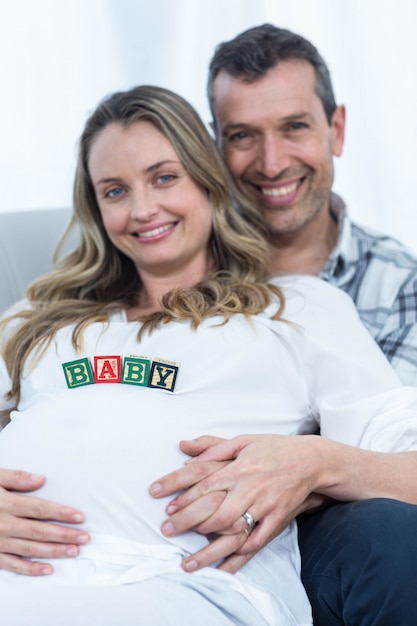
xmin=106 ymin=188 xmax=124 ymax=198
xmin=158 ymin=174 xmax=175 ymax=184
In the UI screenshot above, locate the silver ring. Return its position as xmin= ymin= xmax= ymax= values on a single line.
xmin=242 ymin=511 xmax=256 ymax=531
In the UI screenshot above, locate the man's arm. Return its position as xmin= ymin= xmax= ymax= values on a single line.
xmin=347 ymin=242 xmax=417 ymax=387
xmin=0 ymin=469 xmax=89 ymax=575
xmin=379 ymin=322 xmax=417 ymax=386
xmin=150 ymin=278 xmax=417 ymax=572
xmin=150 ymin=434 xmax=417 ymax=573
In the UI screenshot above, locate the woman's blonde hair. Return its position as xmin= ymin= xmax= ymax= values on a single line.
xmin=1 ymin=85 xmax=284 ymax=404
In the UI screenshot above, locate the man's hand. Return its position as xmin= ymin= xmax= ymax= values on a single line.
xmin=150 ymin=434 xmax=327 ymax=573
xmin=0 ymin=468 xmax=89 ymax=576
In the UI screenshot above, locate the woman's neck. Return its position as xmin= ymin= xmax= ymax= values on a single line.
xmin=126 ymin=257 xmax=212 ymax=320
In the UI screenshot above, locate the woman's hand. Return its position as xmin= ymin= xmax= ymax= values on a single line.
xmin=150 ymin=434 xmax=327 ymax=572
xmin=0 ymin=468 xmax=89 ymax=576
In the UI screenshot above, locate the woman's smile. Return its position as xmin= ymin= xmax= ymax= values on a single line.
xmin=88 ymin=121 xmax=213 ymax=283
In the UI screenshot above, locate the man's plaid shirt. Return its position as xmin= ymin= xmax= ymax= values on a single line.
xmin=321 ymin=193 xmax=417 ymax=386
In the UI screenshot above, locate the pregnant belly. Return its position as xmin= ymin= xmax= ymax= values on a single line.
xmin=0 ymin=390 xmax=205 ymax=553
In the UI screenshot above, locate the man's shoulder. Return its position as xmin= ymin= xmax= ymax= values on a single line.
xmin=329 ymin=217 xmax=417 ymax=322
xmin=333 ymin=216 xmax=417 ymax=378
xmin=350 ymin=220 xmax=417 ymax=270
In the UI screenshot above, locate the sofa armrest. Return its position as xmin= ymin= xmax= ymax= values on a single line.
xmin=0 ymin=208 xmax=72 ymax=313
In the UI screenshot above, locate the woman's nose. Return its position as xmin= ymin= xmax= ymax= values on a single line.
xmin=129 ymin=189 xmax=159 ymax=221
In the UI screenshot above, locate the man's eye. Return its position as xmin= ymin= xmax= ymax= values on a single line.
xmin=229 ymin=131 xmax=249 ymax=141
xmin=288 ymin=122 xmax=308 ymax=131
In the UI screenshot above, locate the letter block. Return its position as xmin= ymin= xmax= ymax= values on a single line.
xmin=62 ymin=354 xmax=180 ymax=392
xmin=149 ymin=360 xmax=179 ymax=392
xmin=62 ymin=357 xmax=95 ymax=388
xmin=93 ymin=356 xmax=122 ymax=383
xmin=122 ymin=356 xmax=151 ymax=386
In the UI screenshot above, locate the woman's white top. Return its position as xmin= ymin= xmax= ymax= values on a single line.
xmin=1 ymin=275 xmax=417 ymax=626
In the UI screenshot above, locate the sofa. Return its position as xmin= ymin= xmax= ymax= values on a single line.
xmin=0 ymin=208 xmax=73 ymax=313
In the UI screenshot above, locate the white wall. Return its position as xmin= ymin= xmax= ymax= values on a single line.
xmin=1 ymin=0 xmax=416 ymax=250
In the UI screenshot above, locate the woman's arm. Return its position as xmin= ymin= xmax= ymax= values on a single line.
xmin=0 ymin=310 xmax=90 ymax=575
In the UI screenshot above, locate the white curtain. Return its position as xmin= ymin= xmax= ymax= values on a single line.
xmin=0 ymin=0 xmax=416 ymax=251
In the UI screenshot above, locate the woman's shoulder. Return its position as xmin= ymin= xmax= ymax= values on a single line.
xmin=1 ymin=298 xmax=32 ymax=317
xmin=267 ymin=273 xmax=360 ymax=331
xmin=0 ymin=298 xmax=33 ymax=332
xmin=271 ymin=273 xmax=356 ymax=310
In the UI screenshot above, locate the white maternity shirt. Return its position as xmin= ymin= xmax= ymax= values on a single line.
xmin=1 ymin=275 xmax=417 ymax=626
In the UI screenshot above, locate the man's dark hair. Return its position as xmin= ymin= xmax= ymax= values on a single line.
xmin=208 ymin=23 xmax=337 ymax=125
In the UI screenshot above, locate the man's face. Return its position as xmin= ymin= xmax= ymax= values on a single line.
xmin=211 ymin=60 xmax=345 ymax=237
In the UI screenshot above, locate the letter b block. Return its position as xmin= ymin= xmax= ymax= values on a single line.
xmin=122 ymin=356 xmax=151 ymax=386
xmin=62 ymin=358 xmax=94 ymax=388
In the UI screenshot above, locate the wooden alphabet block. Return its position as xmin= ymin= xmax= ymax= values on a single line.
xmin=93 ymin=356 xmax=122 ymax=383
xmin=62 ymin=357 xmax=94 ymax=388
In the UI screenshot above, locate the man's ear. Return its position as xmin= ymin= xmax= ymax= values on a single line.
xmin=209 ymin=120 xmax=221 ymax=149
xmin=331 ymin=105 xmax=346 ymax=157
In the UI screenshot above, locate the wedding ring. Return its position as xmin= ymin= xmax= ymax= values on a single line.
xmin=242 ymin=511 xmax=256 ymax=533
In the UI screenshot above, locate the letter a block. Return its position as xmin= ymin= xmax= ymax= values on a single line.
xmin=62 ymin=357 xmax=94 ymax=388
xmin=93 ymin=356 xmax=122 ymax=383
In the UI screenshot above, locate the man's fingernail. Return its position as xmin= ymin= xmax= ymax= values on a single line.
xmin=184 ymin=559 xmax=198 ymax=572
xmin=76 ymin=534 xmax=90 ymax=545
xmin=161 ymin=521 xmax=174 ymax=537
xmin=166 ymin=503 xmax=177 ymax=514
xmin=41 ymin=565 xmax=53 ymax=575
xmin=66 ymin=546 xmax=79 ymax=557
xmin=71 ymin=513 xmax=84 ymax=523
xmin=150 ymin=482 xmax=162 ymax=496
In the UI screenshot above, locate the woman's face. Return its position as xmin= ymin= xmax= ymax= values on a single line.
xmin=88 ymin=121 xmax=213 ymax=283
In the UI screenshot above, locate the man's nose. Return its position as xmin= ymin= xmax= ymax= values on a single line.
xmin=256 ymin=135 xmax=291 ymax=178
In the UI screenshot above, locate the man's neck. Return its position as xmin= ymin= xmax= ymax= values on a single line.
xmin=268 ymin=208 xmax=338 ymax=277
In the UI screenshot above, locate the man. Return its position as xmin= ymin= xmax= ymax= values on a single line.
xmin=149 ymin=25 xmax=417 ymax=625
xmin=2 ymin=23 xmax=417 ymax=626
